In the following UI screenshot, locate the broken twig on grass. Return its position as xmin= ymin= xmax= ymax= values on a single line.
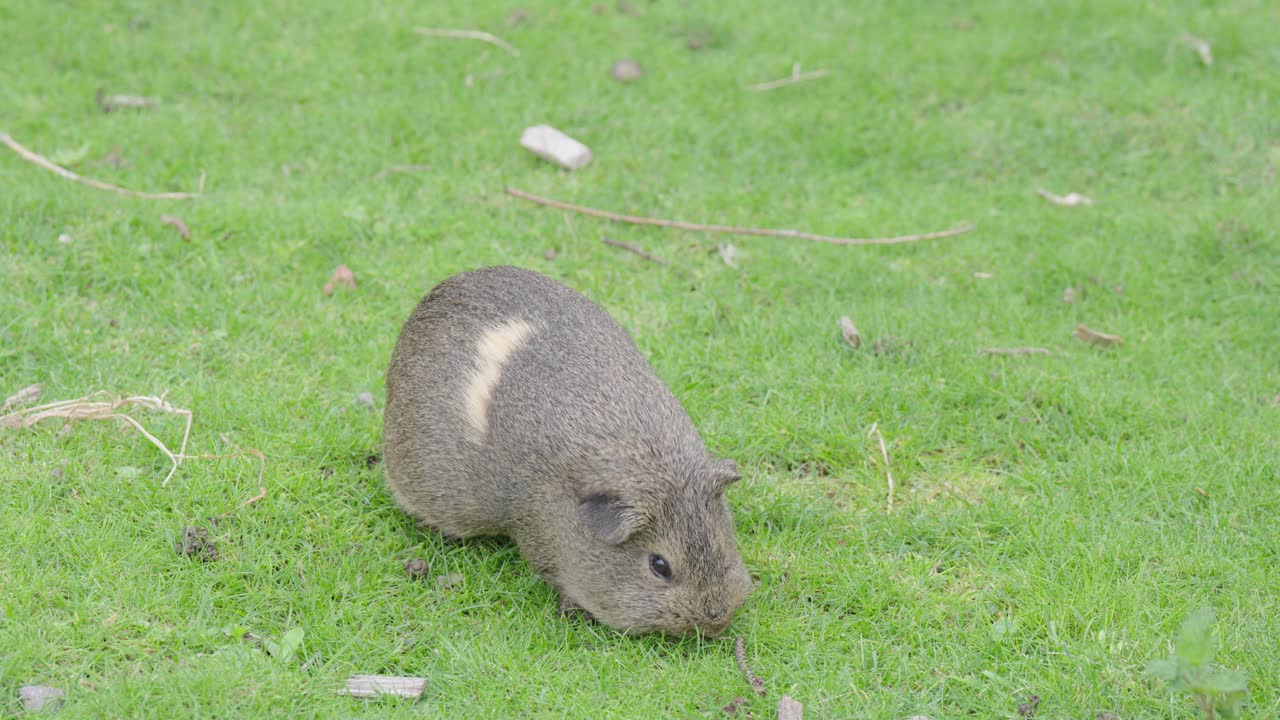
xmin=2 ymin=383 xmax=42 ymax=411
xmin=1036 ymin=189 xmax=1092 ymax=207
xmin=602 ymin=237 xmax=669 ymax=266
xmin=1073 ymin=324 xmax=1123 ymax=347
xmin=372 ymin=164 xmax=431 ymax=180
xmin=505 ymin=187 xmax=975 ymax=246
xmin=160 ymin=214 xmax=192 ymax=240
xmin=1 ymin=391 xmax=193 ymax=485
xmin=414 ymin=27 xmax=520 ymax=56
xmin=0 ymin=132 xmax=201 ymax=200
xmin=734 ymin=637 xmax=767 ymax=698
xmin=95 ymin=89 xmax=159 ymax=113
xmin=747 ymin=63 xmax=830 ymax=92
xmin=978 ymin=347 xmax=1052 ymax=356
xmin=867 ymin=423 xmax=895 ymax=514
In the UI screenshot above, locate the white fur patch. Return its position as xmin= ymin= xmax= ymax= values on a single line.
xmin=464 ymin=319 xmax=534 ymax=439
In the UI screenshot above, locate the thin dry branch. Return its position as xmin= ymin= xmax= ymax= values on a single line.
xmin=601 ymin=237 xmax=669 ymax=266
xmin=372 ymin=164 xmax=432 ymax=180
xmin=414 ymin=27 xmax=519 ymax=56
xmin=747 ymin=63 xmax=830 ymax=92
xmin=978 ymin=347 xmax=1052 ymax=356
xmin=0 ymin=132 xmax=201 ymax=200
xmin=867 ymin=423 xmax=895 ymax=514
xmin=2 ymin=391 xmax=192 ymax=485
xmin=506 ymin=187 xmax=974 ymax=246
xmin=734 ymin=637 xmax=767 ymax=698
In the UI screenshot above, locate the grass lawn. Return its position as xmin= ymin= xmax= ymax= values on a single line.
xmin=2 ymin=0 xmax=1278 ymax=717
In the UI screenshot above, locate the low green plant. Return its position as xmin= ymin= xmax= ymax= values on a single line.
xmin=1148 ymin=608 xmax=1247 ymax=719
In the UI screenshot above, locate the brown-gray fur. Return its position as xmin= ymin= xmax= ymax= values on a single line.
xmin=383 ymin=266 xmax=751 ymax=636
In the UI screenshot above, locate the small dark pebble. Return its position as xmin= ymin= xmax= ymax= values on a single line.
xmin=404 ymin=558 xmax=430 ymax=580
xmin=175 ymin=525 xmax=217 ymax=562
xmin=365 ymin=454 xmax=381 ymax=469
xmin=1017 ymin=694 xmax=1040 ymax=718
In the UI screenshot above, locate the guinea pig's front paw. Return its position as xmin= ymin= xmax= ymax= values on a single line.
xmin=557 ymin=594 xmax=596 ymax=622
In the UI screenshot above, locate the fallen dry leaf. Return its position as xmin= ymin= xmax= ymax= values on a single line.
xmin=1182 ymin=33 xmax=1213 ymax=66
xmin=839 ymin=316 xmax=861 ymax=349
xmin=3 ymin=383 xmax=42 ymax=411
xmin=160 ymin=214 xmax=191 ymax=240
xmin=323 ymin=264 xmax=357 ymax=295
xmin=404 ymin=558 xmax=430 ymax=580
xmin=1037 ymin=189 xmax=1093 ymax=207
xmin=1073 ymin=324 xmax=1123 ymax=347
xmin=435 ymin=573 xmax=464 ymax=590
xmin=717 ymin=243 xmax=739 ymax=268
xmin=19 ymin=685 xmax=65 ymax=713
xmin=778 ymin=696 xmax=804 ymax=720
xmin=611 ymin=59 xmax=644 ymax=82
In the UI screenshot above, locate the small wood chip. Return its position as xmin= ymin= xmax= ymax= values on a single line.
xmin=778 ymin=696 xmax=803 ymax=720
xmin=19 ymin=685 xmax=65 ymax=712
xmin=839 ymin=316 xmax=861 ymax=349
xmin=520 ymin=125 xmax=592 ymax=170
xmin=1073 ymin=324 xmax=1123 ymax=347
xmin=435 ymin=573 xmax=465 ymax=590
xmin=973 ymin=271 xmax=994 ymax=279
xmin=3 ymin=383 xmax=42 ymax=411
xmin=1037 ymin=189 xmax=1093 ymax=206
xmin=611 ymin=59 xmax=644 ymax=82
xmin=340 ymin=675 xmax=428 ymax=700
xmin=160 ymin=214 xmax=191 ymax=240
xmin=734 ymin=637 xmax=767 ymax=697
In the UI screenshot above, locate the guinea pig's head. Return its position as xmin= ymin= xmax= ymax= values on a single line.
xmin=564 ymin=450 xmax=752 ymax=638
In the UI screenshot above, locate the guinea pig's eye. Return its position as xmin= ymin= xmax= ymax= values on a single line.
xmin=649 ymin=554 xmax=672 ymax=581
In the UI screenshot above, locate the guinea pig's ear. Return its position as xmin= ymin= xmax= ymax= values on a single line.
xmin=708 ymin=458 xmax=742 ymax=494
xmin=577 ymin=494 xmax=646 ymax=545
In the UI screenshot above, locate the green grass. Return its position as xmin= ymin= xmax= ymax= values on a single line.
xmin=2 ymin=0 xmax=1278 ymax=717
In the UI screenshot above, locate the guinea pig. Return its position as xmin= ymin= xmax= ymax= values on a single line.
xmin=382 ymin=265 xmax=751 ymax=637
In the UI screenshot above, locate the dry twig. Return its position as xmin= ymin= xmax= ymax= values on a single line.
xmin=978 ymin=347 xmax=1052 ymax=356
xmin=1036 ymin=189 xmax=1092 ymax=207
xmin=0 ymin=131 xmax=201 ymax=200
xmin=2 ymin=383 xmax=42 ymax=411
xmin=160 ymin=214 xmax=192 ymax=240
xmin=372 ymin=164 xmax=431 ymax=180
xmin=601 ymin=237 xmax=669 ymax=266
xmin=734 ymin=637 xmax=767 ymax=698
xmin=747 ymin=63 xmax=830 ymax=92
xmin=414 ymin=27 xmax=519 ymax=56
xmin=1 ymin=391 xmax=192 ymax=485
xmin=867 ymin=423 xmax=895 ymax=513
xmin=1181 ymin=33 xmax=1213 ymax=65
xmin=506 ymin=187 xmax=974 ymax=246
xmin=1073 ymin=324 xmax=1123 ymax=347
xmin=95 ymin=89 xmax=159 ymax=113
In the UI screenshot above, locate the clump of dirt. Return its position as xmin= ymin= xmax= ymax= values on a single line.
xmin=404 ymin=558 xmax=430 ymax=580
xmin=175 ymin=525 xmax=217 ymax=562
